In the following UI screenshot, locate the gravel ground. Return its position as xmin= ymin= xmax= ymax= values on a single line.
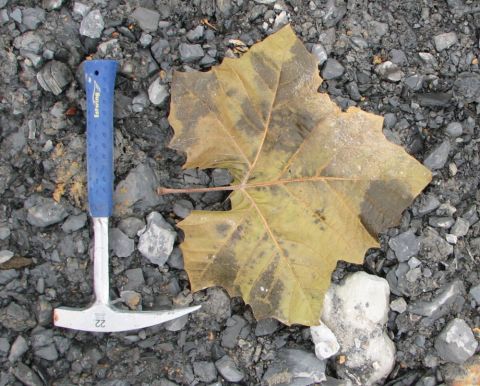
xmin=1 ymin=0 xmax=480 ymax=385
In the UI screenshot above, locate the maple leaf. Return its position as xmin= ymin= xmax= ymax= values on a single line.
xmin=162 ymin=25 xmax=432 ymax=326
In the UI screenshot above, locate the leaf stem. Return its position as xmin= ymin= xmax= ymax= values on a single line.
xmin=157 ymin=185 xmax=238 ymax=195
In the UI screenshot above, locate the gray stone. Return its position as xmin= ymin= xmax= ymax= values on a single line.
xmin=323 ymin=0 xmax=346 ymax=27
xmin=212 ymin=168 xmax=232 ymax=186
xmin=37 ymin=60 xmax=73 ymax=95
xmin=375 ymin=61 xmax=404 ymax=82
xmin=124 ymin=268 xmax=145 ymax=291
xmin=434 ymin=32 xmax=458 ymax=51
xmin=0 ymin=303 xmax=35 ymax=332
xmin=151 ymin=39 xmax=169 ymax=63
xmin=0 ymin=250 xmax=13 ymax=264
xmin=263 ymin=348 xmax=326 ymax=385
xmin=35 ymin=344 xmax=58 ymax=361
xmin=114 ymin=162 xmax=162 ymax=216
xmin=173 ymin=200 xmax=193 ymax=219
xmin=454 ymin=72 xmax=480 ymax=103
xmin=148 ymin=78 xmax=169 ymax=105
xmin=42 ymin=0 xmax=64 ymax=11
xmin=0 ymin=270 xmax=18 ymax=285
xmin=35 ymin=298 xmax=52 ymax=326
xmin=469 ymin=284 xmax=480 ymax=303
xmin=193 ymin=361 xmax=217 ymax=383
xmin=27 ymin=197 xmax=68 ymax=227
xmin=416 ymin=195 xmax=440 ymax=216
xmin=14 ymin=31 xmax=44 ymax=54
xmin=445 ymin=122 xmax=463 ymax=137
xmin=215 ymin=355 xmax=244 ymax=383
xmin=383 ymin=113 xmax=397 ymax=129
xmin=0 ymin=9 xmax=8 ymax=24
xmin=131 ymin=7 xmax=159 ymax=33
xmin=13 ymin=363 xmax=43 ymax=386
xmin=139 ymin=33 xmax=152 ymax=47
xmin=22 ymin=8 xmax=45 ymax=30
xmin=61 ymin=213 xmax=87 ymax=233
xmin=429 ymin=216 xmax=455 ymax=229
xmin=390 ymin=297 xmax=407 ymax=313
xmin=221 ymin=315 xmax=247 ymax=348
xmin=0 ymin=337 xmax=10 ymax=355
xmin=310 ymin=323 xmax=339 ymax=360
xmin=321 ymin=59 xmax=344 ymax=80
xmin=0 ymin=225 xmax=11 ymax=239
xmin=421 ymin=227 xmax=453 ymax=261
xmin=435 ymin=318 xmax=477 ymax=364
xmin=8 ymin=335 xmax=28 ymax=362
xmin=138 ymin=212 xmax=176 ymax=266
xmin=200 ymin=287 xmax=231 ymax=322
xmin=409 ymin=281 xmax=464 ymax=319
xmin=167 ymin=248 xmax=184 ymax=270
xmin=164 ymin=314 xmax=188 ymax=332
xmin=390 ymin=49 xmax=407 ymax=65
xmin=346 ymin=81 xmax=361 ymax=101
xmin=109 ymin=228 xmax=134 ymax=258
xmin=132 ymin=92 xmax=149 ymax=113
xmin=312 ymin=44 xmax=328 ymax=65
xmin=10 ymin=8 xmax=21 ymax=23
xmin=424 ymin=141 xmax=451 ymax=170
xmin=389 ymin=230 xmax=421 ymax=262
xmin=404 ymin=74 xmax=424 ymax=91
xmin=417 ymin=93 xmax=452 ymax=107
xmin=418 ymin=52 xmax=437 ymax=66
xmin=187 ymin=25 xmax=204 ymax=42
xmin=179 ymin=43 xmax=204 ymax=63
xmin=255 ymin=318 xmax=279 ymax=336
xmin=73 ymin=2 xmax=90 ymax=17
xmin=321 ymin=272 xmax=394 ymax=385
xmin=273 ymin=11 xmax=289 ymax=30
xmin=118 ymin=217 xmax=145 ymax=238
xmin=79 ymin=9 xmax=104 ymax=38
xmin=451 ymin=218 xmax=470 ymax=237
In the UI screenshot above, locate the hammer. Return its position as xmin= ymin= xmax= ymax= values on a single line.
xmin=54 ymin=60 xmax=200 ymax=332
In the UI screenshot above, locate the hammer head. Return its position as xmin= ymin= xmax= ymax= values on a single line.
xmin=54 ymin=302 xmax=201 ymax=332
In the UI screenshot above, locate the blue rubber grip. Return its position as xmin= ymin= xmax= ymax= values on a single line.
xmin=84 ymin=60 xmax=117 ymax=217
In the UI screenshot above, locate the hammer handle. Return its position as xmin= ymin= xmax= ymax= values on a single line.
xmin=84 ymin=60 xmax=117 ymax=217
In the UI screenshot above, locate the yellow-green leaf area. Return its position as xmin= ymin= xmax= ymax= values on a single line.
xmin=168 ymin=25 xmax=432 ymax=326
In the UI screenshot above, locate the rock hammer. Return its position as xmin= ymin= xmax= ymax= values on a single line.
xmin=54 ymin=60 xmax=200 ymax=332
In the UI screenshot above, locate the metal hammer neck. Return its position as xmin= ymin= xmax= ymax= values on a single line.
xmin=93 ymin=217 xmax=110 ymax=304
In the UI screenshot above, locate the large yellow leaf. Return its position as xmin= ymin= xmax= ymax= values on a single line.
xmin=165 ymin=25 xmax=432 ymax=326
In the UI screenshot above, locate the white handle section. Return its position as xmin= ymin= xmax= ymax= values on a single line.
xmin=93 ymin=217 xmax=110 ymax=304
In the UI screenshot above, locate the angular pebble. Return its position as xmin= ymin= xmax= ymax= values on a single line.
xmin=321 ymin=271 xmax=394 ymax=385
xmin=124 ymin=268 xmax=145 ymax=291
xmin=118 ymin=217 xmax=145 ymax=238
xmin=451 ymin=218 xmax=470 ymax=237
xmin=263 ymin=348 xmax=326 ymax=385
xmin=254 ymin=318 xmax=279 ymax=336
xmin=138 ymin=212 xmax=176 ymax=266
xmin=390 ymin=297 xmax=407 ymax=313
xmin=445 ymin=122 xmax=463 ymax=137
xmin=424 ymin=141 xmax=451 ymax=170
xmin=469 ymin=284 xmax=480 ymax=303
xmin=375 ymin=61 xmax=404 ymax=82
xmin=434 ymin=32 xmax=458 ymax=51
xmin=148 ymin=78 xmax=169 ymax=105
xmin=37 ymin=60 xmax=73 ymax=95
xmin=389 ymin=230 xmax=421 ymax=262
xmin=8 ymin=335 xmax=28 ymax=362
xmin=0 ymin=303 xmax=35 ymax=332
xmin=310 ymin=323 xmax=340 ymax=360
xmin=79 ymin=9 xmax=104 ymax=38
xmin=186 ymin=25 xmax=204 ymax=42
xmin=0 ymin=250 xmax=13 ymax=265
xmin=435 ymin=318 xmax=478 ymax=364
xmin=109 ymin=228 xmax=134 ymax=258
xmin=321 ymin=58 xmax=344 ymax=80
xmin=193 ymin=361 xmax=217 ymax=383
xmin=165 ymin=314 xmax=188 ymax=332
xmin=131 ymin=7 xmax=160 ymax=32
xmin=215 ymin=355 xmax=244 ymax=382
xmin=61 ymin=213 xmax=87 ymax=233
xmin=179 ymin=43 xmax=204 ymax=63
xmin=409 ymin=280 xmax=464 ymax=319
xmin=27 ymin=197 xmax=68 ymax=227
xmin=22 ymin=8 xmax=45 ymax=30
xmin=13 ymin=363 xmax=43 ymax=386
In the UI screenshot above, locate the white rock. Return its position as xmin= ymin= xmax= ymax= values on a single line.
xmin=137 ymin=212 xmax=176 ymax=266
xmin=148 ymin=78 xmax=169 ymax=105
xmin=0 ymin=250 xmax=14 ymax=264
xmin=310 ymin=323 xmax=340 ymax=360
xmin=79 ymin=9 xmax=104 ymax=39
xmin=321 ymin=271 xmax=395 ymax=385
